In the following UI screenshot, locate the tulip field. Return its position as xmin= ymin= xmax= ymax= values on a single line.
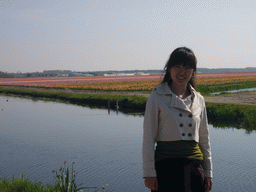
xmin=0 ymin=72 xmax=256 ymax=93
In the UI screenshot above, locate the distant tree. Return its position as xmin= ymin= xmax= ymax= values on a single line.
xmin=34 ymin=71 xmax=44 ymax=77
xmin=0 ymin=71 xmax=14 ymax=78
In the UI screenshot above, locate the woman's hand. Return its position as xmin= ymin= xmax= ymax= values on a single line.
xmin=205 ymin=177 xmax=213 ymax=191
xmin=144 ymin=177 xmax=158 ymax=191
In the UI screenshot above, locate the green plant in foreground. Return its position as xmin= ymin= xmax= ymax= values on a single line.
xmin=52 ymin=161 xmax=110 ymax=192
xmin=52 ymin=160 xmax=89 ymax=192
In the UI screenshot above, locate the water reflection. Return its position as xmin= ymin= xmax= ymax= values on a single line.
xmin=209 ymin=87 xmax=256 ymax=95
xmin=1 ymin=93 xmax=254 ymax=132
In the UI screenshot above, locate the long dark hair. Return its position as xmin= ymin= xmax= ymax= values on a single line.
xmin=161 ymin=47 xmax=197 ymax=88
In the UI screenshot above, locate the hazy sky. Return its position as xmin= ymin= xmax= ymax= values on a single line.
xmin=1 ymin=0 xmax=255 ymax=73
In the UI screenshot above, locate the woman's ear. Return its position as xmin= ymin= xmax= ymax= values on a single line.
xmin=192 ymin=71 xmax=195 ymax=78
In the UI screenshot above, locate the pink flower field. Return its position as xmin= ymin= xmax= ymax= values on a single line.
xmin=0 ymin=72 xmax=255 ymax=87
xmin=0 ymin=75 xmax=163 ymax=86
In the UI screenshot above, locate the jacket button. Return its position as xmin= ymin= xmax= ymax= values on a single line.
xmin=179 ymin=113 xmax=183 ymax=117
xmin=188 ymin=133 xmax=192 ymax=137
xmin=180 ymin=123 xmax=183 ymax=127
xmin=188 ymin=123 xmax=192 ymax=127
xmin=182 ymin=133 xmax=185 ymax=136
xmin=188 ymin=114 xmax=192 ymax=118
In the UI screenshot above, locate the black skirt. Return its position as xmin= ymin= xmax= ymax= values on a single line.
xmin=151 ymin=158 xmax=207 ymax=192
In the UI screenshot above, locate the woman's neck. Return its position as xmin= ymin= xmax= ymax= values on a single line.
xmin=170 ymin=84 xmax=190 ymax=99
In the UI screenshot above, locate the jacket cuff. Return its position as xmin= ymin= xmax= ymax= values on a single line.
xmin=205 ymin=169 xmax=213 ymax=178
xmin=143 ymin=169 xmax=156 ymax=178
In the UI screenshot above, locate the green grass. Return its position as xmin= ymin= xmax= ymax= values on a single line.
xmin=197 ymin=81 xmax=256 ymax=95
xmin=0 ymin=175 xmax=53 ymax=192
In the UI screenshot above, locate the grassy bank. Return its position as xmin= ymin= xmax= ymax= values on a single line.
xmin=206 ymin=103 xmax=256 ymax=133
xmin=0 ymin=86 xmax=256 ymax=131
xmin=0 ymin=86 xmax=147 ymax=112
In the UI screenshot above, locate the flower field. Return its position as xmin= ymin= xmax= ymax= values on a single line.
xmin=0 ymin=72 xmax=256 ymax=92
xmin=0 ymin=75 xmax=163 ymax=87
xmin=195 ymin=73 xmax=256 ymax=85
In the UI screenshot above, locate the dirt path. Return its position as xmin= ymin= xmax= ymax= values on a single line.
xmin=204 ymin=91 xmax=256 ymax=105
xmin=1 ymin=86 xmax=256 ymax=105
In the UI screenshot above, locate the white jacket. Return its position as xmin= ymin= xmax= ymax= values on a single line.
xmin=142 ymin=82 xmax=212 ymax=178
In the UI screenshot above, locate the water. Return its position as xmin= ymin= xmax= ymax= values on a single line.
xmin=0 ymin=95 xmax=256 ymax=191
xmin=210 ymin=87 xmax=256 ymax=95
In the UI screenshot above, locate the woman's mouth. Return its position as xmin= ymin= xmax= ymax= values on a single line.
xmin=177 ymin=76 xmax=185 ymax=80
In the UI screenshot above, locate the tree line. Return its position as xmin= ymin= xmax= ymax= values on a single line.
xmin=0 ymin=71 xmax=14 ymax=78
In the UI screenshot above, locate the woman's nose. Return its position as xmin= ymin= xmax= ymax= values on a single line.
xmin=179 ymin=68 xmax=186 ymax=72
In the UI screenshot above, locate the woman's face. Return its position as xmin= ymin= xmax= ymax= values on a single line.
xmin=169 ymin=64 xmax=194 ymax=87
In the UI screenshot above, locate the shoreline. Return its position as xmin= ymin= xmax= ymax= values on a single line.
xmin=1 ymin=85 xmax=256 ymax=105
xmin=1 ymin=85 xmax=256 ymax=131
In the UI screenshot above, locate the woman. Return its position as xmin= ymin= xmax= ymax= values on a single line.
xmin=142 ymin=47 xmax=213 ymax=192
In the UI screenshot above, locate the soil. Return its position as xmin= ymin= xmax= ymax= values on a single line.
xmin=204 ymin=91 xmax=256 ymax=105
xmin=1 ymin=86 xmax=256 ymax=105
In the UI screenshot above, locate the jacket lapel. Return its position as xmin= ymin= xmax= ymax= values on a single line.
xmin=155 ymin=82 xmax=192 ymax=113
xmin=169 ymin=94 xmax=191 ymax=113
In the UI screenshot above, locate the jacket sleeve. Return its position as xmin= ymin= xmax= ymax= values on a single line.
xmin=199 ymin=104 xmax=213 ymax=178
xmin=142 ymin=90 xmax=159 ymax=177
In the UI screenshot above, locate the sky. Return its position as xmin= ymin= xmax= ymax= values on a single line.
xmin=0 ymin=0 xmax=256 ymax=73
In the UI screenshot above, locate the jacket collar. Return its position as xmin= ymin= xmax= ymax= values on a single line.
xmin=155 ymin=82 xmax=173 ymax=95
xmin=155 ymin=82 xmax=200 ymax=113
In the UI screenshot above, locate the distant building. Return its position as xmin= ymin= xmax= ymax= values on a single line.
xmin=104 ymin=73 xmax=116 ymax=76
xmin=84 ymin=73 xmax=93 ymax=77
xmin=136 ymin=72 xmax=150 ymax=76
xmin=68 ymin=72 xmax=86 ymax=77
xmin=124 ymin=73 xmax=135 ymax=76
xmin=60 ymin=74 xmax=69 ymax=77
xmin=117 ymin=73 xmax=125 ymax=76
